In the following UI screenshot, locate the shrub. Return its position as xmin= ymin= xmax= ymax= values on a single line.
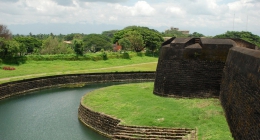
xmin=122 ymin=52 xmax=130 ymax=59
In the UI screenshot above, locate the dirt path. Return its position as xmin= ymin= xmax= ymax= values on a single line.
xmin=0 ymin=62 xmax=157 ymax=82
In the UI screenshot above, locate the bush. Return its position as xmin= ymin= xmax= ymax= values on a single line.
xmin=2 ymin=57 xmax=27 ymax=65
xmin=0 ymin=59 xmax=2 ymax=65
xmin=122 ymin=52 xmax=130 ymax=59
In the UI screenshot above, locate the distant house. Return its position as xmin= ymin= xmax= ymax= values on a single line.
xmin=113 ymin=42 xmax=122 ymax=52
xmin=63 ymin=41 xmax=72 ymax=44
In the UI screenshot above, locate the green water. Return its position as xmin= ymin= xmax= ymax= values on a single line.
xmin=0 ymin=83 xmax=119 ymax=140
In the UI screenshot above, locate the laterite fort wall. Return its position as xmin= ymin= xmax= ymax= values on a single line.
xmin=0 ymin=72 xmax=155 ymax=100
xmin=220 ymin=47 xmax=260 ymax=140
xmin=78 ymin=102 xmax=197 ymax=140
xmin=154 ymin=38 xmax=234 ymax=98
xmin=154 ymin=37 xmax=260 ymax=140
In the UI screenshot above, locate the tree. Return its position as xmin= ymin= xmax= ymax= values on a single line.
xmin=124 ymin=31 xmax=145 ymax=52
xmin=162 ymin=27 xmax=189 ymax=37
xmin=189 ymin=32 xmax=205 ymax=38
xmin=112 ymin=26 xmax=164 ymax=52
xmin=0 ymin=38 xmax=21 ymax=59
xmin=102 ymin=30 xmax=118 ymax=39
xmin=214 ymin=31 xmax=260 ymax=47
xmin=118 ymin=38 xmax=131 ymax=51
xmin=73 ymin=40 xmax=84 ymax=56
xmin=14 ymin=36 xmax=42 ymax=54
xmin=83 ymin=34 xmax=112 ymax=52
xmin=0 ymin=24 xmax=12 ymax=39
xmin=40 ymin=37 xmax=73 ymax=54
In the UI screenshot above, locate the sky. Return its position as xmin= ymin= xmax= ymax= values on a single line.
xmin=0 ymin=0 xmax=260 ymax=36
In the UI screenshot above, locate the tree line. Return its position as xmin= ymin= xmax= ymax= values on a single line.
xmin=1 ymin=24 xmax=260 ymax=64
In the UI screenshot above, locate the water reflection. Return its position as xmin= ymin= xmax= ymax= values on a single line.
xmin=0 ymin=82 xmax=125 ymax=140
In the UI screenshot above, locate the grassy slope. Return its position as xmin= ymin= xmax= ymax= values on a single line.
xmin=83 ymin=82 xmax=232 ymax=140
xmin=0 ymin=57 xmax=158 ymax=83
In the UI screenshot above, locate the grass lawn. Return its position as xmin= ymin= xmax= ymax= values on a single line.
xmin=83 ymin=82 xmax=233 ymax=140
xmin=0 ymin=56 xmax=158 ymax=83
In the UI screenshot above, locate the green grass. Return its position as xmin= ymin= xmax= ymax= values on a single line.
xmin=0 ymin=56 xmax=158 ymax=83
xmin=83 ymin=82 xmax=232 ymax=140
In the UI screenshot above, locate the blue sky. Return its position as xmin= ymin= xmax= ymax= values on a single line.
xmin=0 ymin=0 xmax=259 ymax=36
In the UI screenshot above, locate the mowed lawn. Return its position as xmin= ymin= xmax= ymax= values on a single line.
xmin=83 ymin=82 xmax=233 ymax=140
xmin=0 ymin=57 xmax=158 ymax=83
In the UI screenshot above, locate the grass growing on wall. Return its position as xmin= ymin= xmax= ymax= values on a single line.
xmin=83 ymin=82 xmax=232 ymax=140
xmin=0 ymin=56 xmax=158 ymax=83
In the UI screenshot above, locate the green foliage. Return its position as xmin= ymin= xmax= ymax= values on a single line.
xmin=124 ymin=31 xmax=145 ymax=52
xmin=189 ymin=32 xmax=205 ymax=38
xmin=40 ymin=37 xmax=73 ymax=55
xmin=0 ymin=38 xmax=23 ymax=59
xmin=118 ymin=38 xmax=131 ymax=50
xmin=0 ymin=24 xmax=12 ymax=39
xmin=102 ymin=30 xmax=118 ymax=39
xmin=14 ymin=36 xmax=42 ymax=54
xmin=113 ymin=26 xmax=164 ymax=52
xmin=214 ymin=31 xmax=260 ymax=47
xmin=162 ymin=28 xmax=189 ymax=37
xmin=64 ymin=34 xmax=74 ymax=41
xmin=73 ymin=39 xmax=84 ymax=56
xmin=83 ymin=82 xmax=232 ymax=140
xmin=83 ymin=34 xmax=112 ymax=52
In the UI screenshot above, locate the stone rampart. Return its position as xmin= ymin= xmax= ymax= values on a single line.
xmin=154 ymin=38 xmax=233 ymax=98
xmin=154 ymin=37 xmax=260 ymax=139
xmin=0 ymin=72 xmax=155 ymax=100
xmin=78 ymin=102 xmax=197 ymax=140
xmin=220 ymin=47 xmax=260 ymax=140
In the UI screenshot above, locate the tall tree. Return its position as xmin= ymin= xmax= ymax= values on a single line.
xmin=0 ymin=24 xmax=12 ymax=39
xmin=124 ymin=31 xmax=145 ymax=52
xmin=73 ymin=40 xmax=84 ymax=56
xmin=113 ymin=26 xmax=164 ymax=52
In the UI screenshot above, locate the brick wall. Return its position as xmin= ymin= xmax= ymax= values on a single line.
xmin=220 ymin=47 xmax=260 ymax=140
xmin=153 ymin=38 xmax=232 ymax=98
xmin=0 ymin=72 xmax=155 ymax=100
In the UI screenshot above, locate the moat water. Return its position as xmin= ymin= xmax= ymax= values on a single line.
xmin=0 ymin=83 xmax=123 ymax=140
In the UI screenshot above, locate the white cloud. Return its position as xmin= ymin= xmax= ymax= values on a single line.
xmin=0 ymin=0 xmax=259 ymax=36
xmin=130 ymin=1 xmax=155 ymax=16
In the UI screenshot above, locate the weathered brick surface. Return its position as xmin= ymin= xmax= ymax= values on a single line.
xmin=153 ymin=38 xmax=233 ymax=98
xmin=78 ymin=104 xmax=120 ymax=137
xmin=78 ymin=103 xmax=197 ymax=140
xmin=0 ymin=72 xmax=155 ymax=100
xmin=220 ymin=47 xmax=260 ymax=140
xmin=154 ymin=59 xmax=224 ymax=98
xmin=154 ymin=37 xmax=260 ymax=139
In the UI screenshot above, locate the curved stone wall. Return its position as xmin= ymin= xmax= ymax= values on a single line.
xmin=78 ymin=102 xmax=197 ymax=140
xmin=0 ymin=72 xmax=155 ymax=100
xmin=154 ymin=37 xmax=260 ymax=140
xmin=154 ymin=38 xmax=233 ymax=98
xmin=220 ymin=47 xmax=260 ymax=140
